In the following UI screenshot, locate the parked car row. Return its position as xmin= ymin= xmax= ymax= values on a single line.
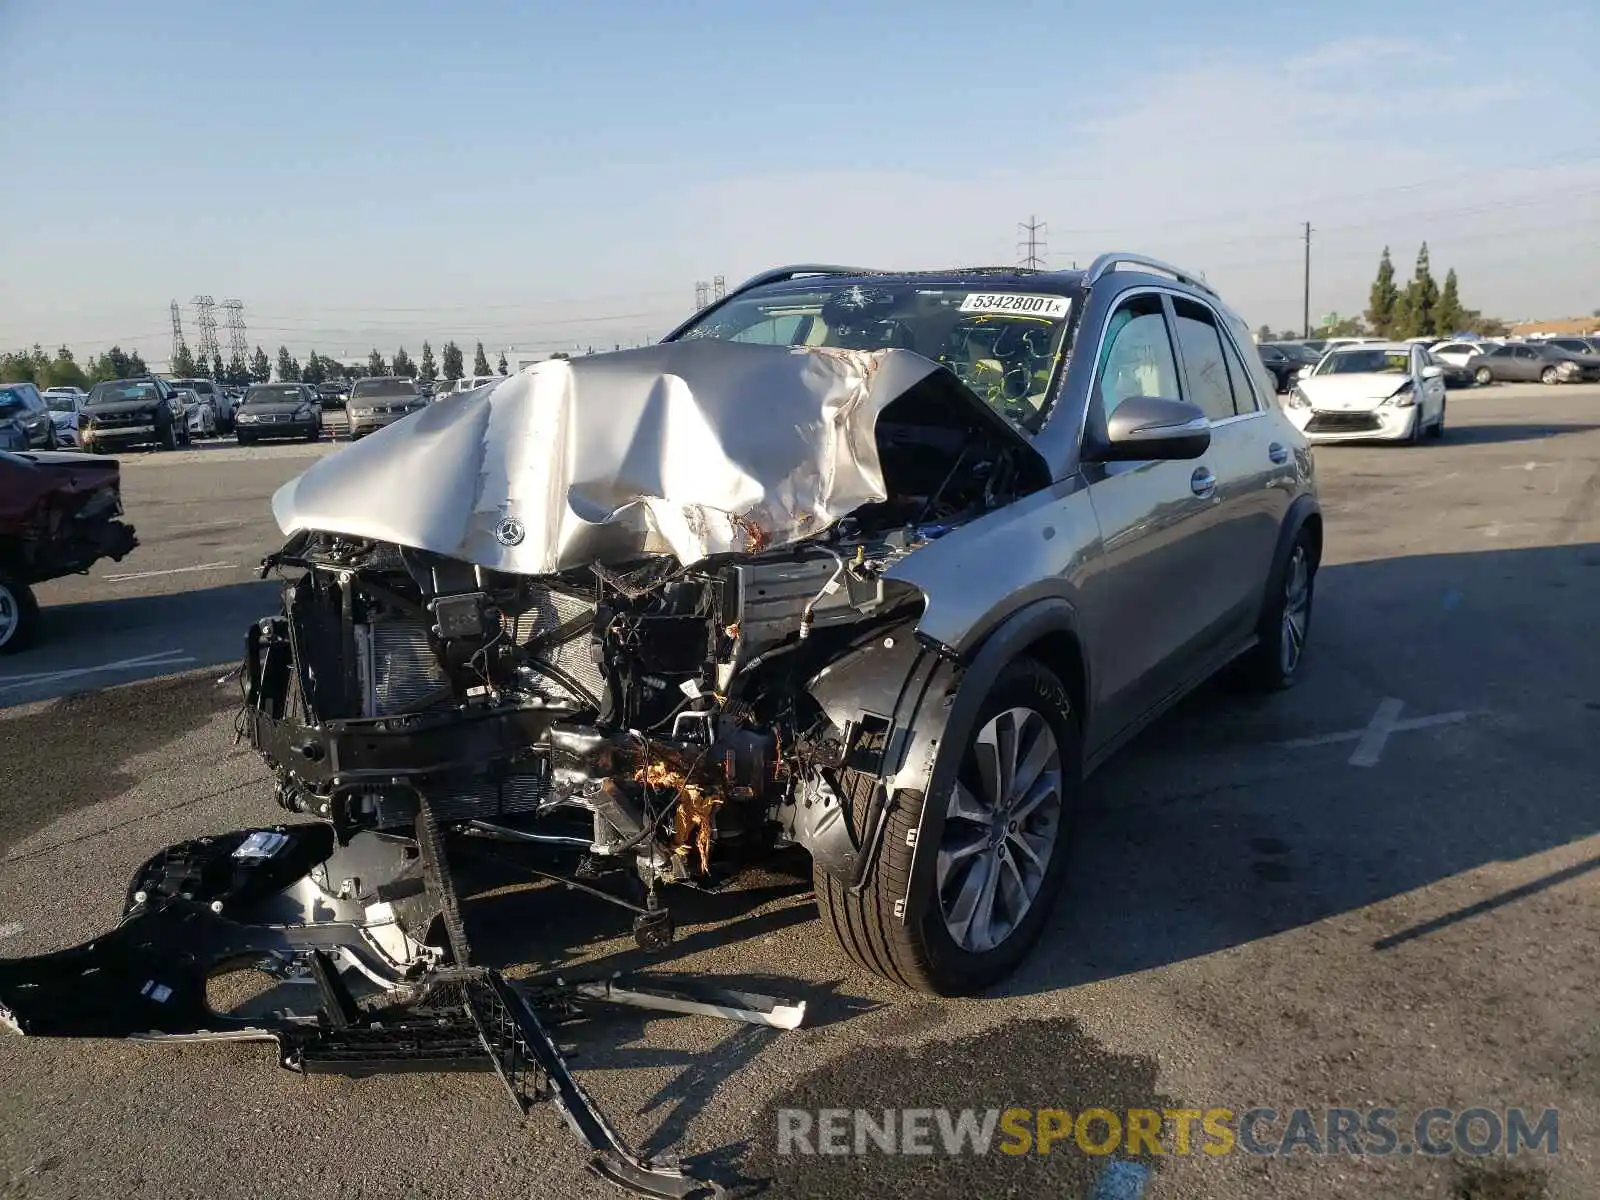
xmin=1257 ymin=333 xmax=1600 ymax=393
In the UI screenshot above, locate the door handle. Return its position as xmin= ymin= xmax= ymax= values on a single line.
xmin=1190 ymin=466 xmax=1217 ymax=499
xmin=1268 ymin=442 xmax=1289 ymax=465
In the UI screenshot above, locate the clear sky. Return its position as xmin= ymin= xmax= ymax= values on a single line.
xmin=2 ymin=0 xmax=1597 ymax=367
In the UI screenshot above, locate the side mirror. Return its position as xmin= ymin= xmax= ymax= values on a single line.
xmin=1096 ymin=396 xmax=1211 ymax=462
xmin=1420 ymin=364 xmax=1445 ymax=379
xmin=1295 ymin=365 xmax=1314 ymax=380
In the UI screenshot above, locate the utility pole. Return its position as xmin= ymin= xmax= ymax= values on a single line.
xmin=193 ymin=295 xmax=220 ymax=368
xmin=1017 ymin=215 xmax=1047 ymax=269
xmin=1302 ymin=222 xmax=1312 ymax=338
xmin=169 ymin=300 xmax=187 ymax=368
xmin=222 ymin=299 xmax=248 ymax=366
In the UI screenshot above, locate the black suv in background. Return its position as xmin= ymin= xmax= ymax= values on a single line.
xmin=316 ymin=381 xmax=348 ymax=409
xmin=80 ymin=377 xmax=192 ymax=452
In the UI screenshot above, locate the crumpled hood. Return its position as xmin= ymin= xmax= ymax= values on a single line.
xmin=271 ymin=340 xmax=942 ymax=574
xmin=1296 ymin=373 xmax=1411 ymax=411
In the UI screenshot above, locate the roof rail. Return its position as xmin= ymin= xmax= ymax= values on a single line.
xmin=728 ymin=264 xmax=878 ymax=297
xmin=1084 ymin=252 xmax=1216 ymax=296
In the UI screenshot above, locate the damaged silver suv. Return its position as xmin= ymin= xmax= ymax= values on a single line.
xmin=1 ymin=255 xmax=1319 ymax=1195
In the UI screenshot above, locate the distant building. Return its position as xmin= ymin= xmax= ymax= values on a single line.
xmin=1510 ymin=316 xmax=1600 ymax=337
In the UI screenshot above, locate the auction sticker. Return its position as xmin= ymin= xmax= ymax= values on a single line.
xmin=958 ymin=293 xmax=1070 ymax=318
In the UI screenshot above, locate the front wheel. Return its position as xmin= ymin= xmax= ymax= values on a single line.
xmin=814 ymin=656 xmax=1080 ymax=995
xmin=1540 ymin=366 xmax=1561 ymax=385
xmin=1235 ymin=529 xmax=1317 ymax=691
xmin=0 ymin=569 xmax=40 ymax=655
xmin=159 ymin=420 xmax=179 ymax=451
xmin=1429 ymin=398 xmax=1446 ymax=439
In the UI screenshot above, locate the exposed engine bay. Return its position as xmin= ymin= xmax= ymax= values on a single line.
xmin=247 ymin=347 xmax=1045 ymax=903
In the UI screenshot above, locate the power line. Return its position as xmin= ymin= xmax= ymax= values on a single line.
xmin=1017 ymin=215 xmax=1048 ymax=269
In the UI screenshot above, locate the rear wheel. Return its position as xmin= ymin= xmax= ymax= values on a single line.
xmin=0 ymin=570 xmax=40 ymax=655
xmin=814 ymin=656 xmax=1080 ymax=995
xmin=1475 ymin=366 xmax=1492 ymax=385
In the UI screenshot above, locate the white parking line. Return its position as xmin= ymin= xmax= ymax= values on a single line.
xmin=1349 ymin=697 xmax=1406 ymax=767
xmin=0 ymin=650 xmax=196 ymax=694
xmin=104 ymin=561 xmax=235 ymax=582
xmin=1278 ymin=699 xmax=1473 ymax=767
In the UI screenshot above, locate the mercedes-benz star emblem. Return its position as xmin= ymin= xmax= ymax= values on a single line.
xmin=494 ymin=517 xmax=526 ymax=547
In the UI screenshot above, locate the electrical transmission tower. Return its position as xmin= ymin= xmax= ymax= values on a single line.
xmin=712 ymin=275 xmax=726 ymax=302
xmin=1017 ymin=215 xmax=1048 ymax=269
xmin=222 ymin=299 xmax=248 ymax=364
xmin=695 ymin=281 xmax=711 ymax=309
xmin=192 ymin=295 xmax=220 ymax=365
xmin=170 ymin=301 xmax=187 ymax=365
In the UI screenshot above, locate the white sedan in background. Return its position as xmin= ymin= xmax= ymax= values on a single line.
xmin=1430 ymin=339 xmax=1503 ymax=367
xmin=1283 ymin=342 xmax=1448 ymax=444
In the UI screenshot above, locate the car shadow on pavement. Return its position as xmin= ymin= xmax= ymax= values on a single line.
xmin=995 ymin=540 xmax=1600 ymax=998
xmin=1432 ymin=421 xmax=1600 ymax=445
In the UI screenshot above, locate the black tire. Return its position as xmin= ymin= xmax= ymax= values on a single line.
xmin=43 ymin=423 xmax=59 ymax=450
xmin=1540 ymin=366 xmax=1560 ymax=385
xmin=159 ymin=419 xmax=178 ymax=451
xmin=1428 ymin=399 xmax=1446 ymax=439
xmin=1406 ymin=407 xmax=1424 ymax=444
xmin=1235 ymin=527 xmax=1317 ymax=691
xmin=814 ymin=656 xmax=1081 ymax=996
xmin=0 ymin=569 xmax=40 ymax=655
xmin=1475 ymin=366 xmax=1492 ymax=385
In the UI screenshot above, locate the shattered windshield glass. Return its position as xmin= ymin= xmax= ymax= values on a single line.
xmin=674 ymin=281 xmax=1074 ymax=429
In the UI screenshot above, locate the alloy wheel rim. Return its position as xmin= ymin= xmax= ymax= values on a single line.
xmin=937 ymin=706 xmax=1063 ymax=953
xmin=1280 ymin=547 xmax=1310 ymax=675
xmin=0 ymin=584 xmax=16 ymax=647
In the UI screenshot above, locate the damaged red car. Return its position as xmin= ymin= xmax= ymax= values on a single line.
xmin=0 ymin=449 xmax=139 ymax=652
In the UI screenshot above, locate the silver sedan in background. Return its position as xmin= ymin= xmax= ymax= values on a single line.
xmin=346 ymin=376 xmax=427 ymax=438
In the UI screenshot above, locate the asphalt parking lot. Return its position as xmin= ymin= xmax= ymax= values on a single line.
xmin=1 ymin=382 xmax=1597 ymax=1200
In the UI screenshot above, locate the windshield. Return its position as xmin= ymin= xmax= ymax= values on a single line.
xmin=673 ymin=281 xmax=1074 ymax=428
xmin=45 ymin=394 xmax=78 ymax=412
xmin=350 ymin=378 xmax=419 ymax=400
xmin=244 ymin=385 xmax=305 ymax=405
xmin=172 ymin=379 xmax=215 ymax=393
xmin=1315 ymin=349 xmax=1410 ymax=376
xmin=87 ymin=380 xmax=162 ymax=405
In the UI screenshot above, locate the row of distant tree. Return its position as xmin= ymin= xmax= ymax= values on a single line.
xmin=1256 ymin=245 xmax=1511 ymax=343
xmin=0 ymin=338 xmax=557 ymax=390
xmin=0 ymin=344 xmax=152 ymax=391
